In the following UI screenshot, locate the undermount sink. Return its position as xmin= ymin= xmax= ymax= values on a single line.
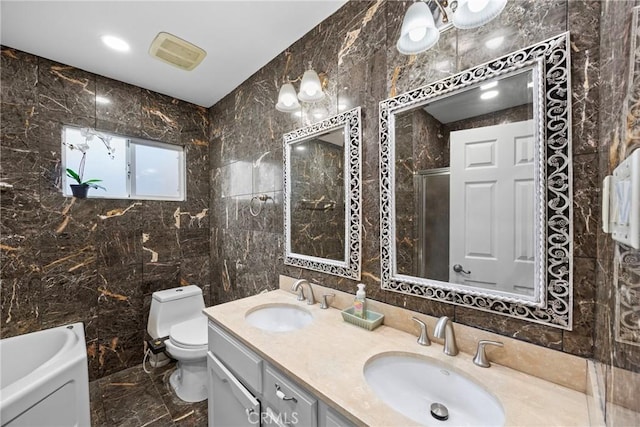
xmin=245 ymin=303 xmax=313 ymax=332
xmin=364 ymin=352 xmax=505 ymax=426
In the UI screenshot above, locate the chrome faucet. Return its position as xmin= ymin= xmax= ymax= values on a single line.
xmin=434 ymin=316 xmax=458 ymax=356
xmin=473 ymin=340 xmax=503 ymax=368
xmin=290 ymin=279 xmax=315 ymax=305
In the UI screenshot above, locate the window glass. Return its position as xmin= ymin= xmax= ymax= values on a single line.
xmin=133 ymin=142 xmax=183 ymax=199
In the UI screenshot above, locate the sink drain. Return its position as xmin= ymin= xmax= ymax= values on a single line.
xmin=430 ymin=402 xmax=449 ymax=421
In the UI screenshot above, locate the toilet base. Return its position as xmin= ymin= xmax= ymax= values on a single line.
xmin=169 ymin=359 xmax=208 ymax=403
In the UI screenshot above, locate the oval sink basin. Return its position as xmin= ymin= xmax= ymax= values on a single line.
xmin=364 ymin=353 xmax=504 ymax=426
xmin=245 ymin=304 xmax=313 ymax=332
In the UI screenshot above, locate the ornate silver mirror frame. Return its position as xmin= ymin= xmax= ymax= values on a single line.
xmin=379 ymin=33 xmax=573 ymax=329
xmin=284 ymin=107 xmax=362 ymax=280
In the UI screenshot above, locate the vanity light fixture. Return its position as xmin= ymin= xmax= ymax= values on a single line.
xmin=275 ymin=64 xmax=327 ymax=113
xmin=396 ymin=0 xmax=508 ymax=55
xmin=485 ymin=35 xmax=505 ymax=49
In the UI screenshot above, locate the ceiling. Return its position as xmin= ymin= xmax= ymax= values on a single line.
xmin=0 ymin=1 xmax=348 ymax=108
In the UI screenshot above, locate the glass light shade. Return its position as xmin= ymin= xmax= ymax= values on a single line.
xmin=453 ymin=0 xmax=508 ymax=30
xmin=396 ymin=2 xmax=439 ymax=55
xmin=297 ymin=70 xmax=324 ymax=102
xmin=276 ymin=83 xmax=301 ymax=112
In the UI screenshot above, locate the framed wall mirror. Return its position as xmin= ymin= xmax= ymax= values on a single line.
xmin=284 ymin=107 xmax=362 ymax=280
xmin=379 ymin=33 xmax=572 ymax=329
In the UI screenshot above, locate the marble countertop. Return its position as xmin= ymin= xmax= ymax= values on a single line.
xmin=203 ymin=289 xmax=590 ymax=427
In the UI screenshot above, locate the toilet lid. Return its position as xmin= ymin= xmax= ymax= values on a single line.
xmin=169 ymin=316 xmax=208 ymax=349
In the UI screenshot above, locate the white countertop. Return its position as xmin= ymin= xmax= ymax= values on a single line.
xmin=204 ymin=289 xmax=590 ymax=427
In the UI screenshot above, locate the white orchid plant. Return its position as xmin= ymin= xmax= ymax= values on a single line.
xmin=65 ymin=127 xmax=115 ymax=190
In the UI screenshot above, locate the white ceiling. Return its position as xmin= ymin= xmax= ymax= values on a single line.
xmin=0 ymin=1 xmax=348 ymax=108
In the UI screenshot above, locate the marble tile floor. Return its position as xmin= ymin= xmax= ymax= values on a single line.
xmin=90 ymin=363 xmax=207 ymax=427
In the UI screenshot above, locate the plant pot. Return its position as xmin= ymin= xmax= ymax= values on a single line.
xmin=70 ymin=184 xmax=89 ymax=198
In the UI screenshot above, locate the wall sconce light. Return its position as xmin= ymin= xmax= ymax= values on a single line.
xmin=397 ymin=0 xmax=508 ymax=55
xmin=276 ymin=64 xmax=327 ymax=113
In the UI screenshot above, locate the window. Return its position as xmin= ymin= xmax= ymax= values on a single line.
xmin=62 ymin=126 xmax=185 ymax=201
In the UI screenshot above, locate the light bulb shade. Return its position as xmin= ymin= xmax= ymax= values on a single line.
xmin=396 ymin=2 xmax=440 ymax=55
xmin=276 ymin=83 xmax=301 ymax=112
xmin=453 ymin=0 xmax=508 ymax=30
xmin=297 ymin=69 xmax=325 ymax=102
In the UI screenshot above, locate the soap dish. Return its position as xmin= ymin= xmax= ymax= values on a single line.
xmin=341 ymin=307 xmax=384 ymax=331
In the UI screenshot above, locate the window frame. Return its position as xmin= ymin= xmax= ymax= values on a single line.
xmin=61 ymin=125 xmax=186 ymax=201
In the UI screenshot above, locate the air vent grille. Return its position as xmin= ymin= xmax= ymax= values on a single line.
xmin=149 ymin=32 xmax=206 ymax=71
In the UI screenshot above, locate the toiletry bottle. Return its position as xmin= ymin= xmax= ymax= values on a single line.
xmin=353 ymin=283 xmax=367 ymax=319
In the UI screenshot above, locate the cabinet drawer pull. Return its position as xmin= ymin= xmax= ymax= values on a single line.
xmin=274 ymin=383 xmax=297 ymax=403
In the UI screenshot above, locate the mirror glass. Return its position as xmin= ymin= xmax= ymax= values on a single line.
xmin=379 ymin=33 xmax=573 ymax=329
xmin=284 ymin=107 xmax=361 ymax=280
xmin=394 ymin=69 xmax=538 ymax=300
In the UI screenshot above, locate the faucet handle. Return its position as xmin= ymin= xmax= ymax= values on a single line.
xmin=473 ymin=340 xmax=504 ymax=368
xmin=411 ymin=317 xmax=431 ymax=346
xmin=320 ymin=293 xmax=335 ymax=309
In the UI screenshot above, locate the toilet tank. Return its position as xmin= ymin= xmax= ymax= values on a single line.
xmin=147 ymin=286 xmax=205 ymax=339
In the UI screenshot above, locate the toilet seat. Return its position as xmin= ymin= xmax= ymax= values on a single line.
xmin=169 ymin=316 xmax=208 ymax=349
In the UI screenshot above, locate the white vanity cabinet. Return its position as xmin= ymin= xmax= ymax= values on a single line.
xmin=207 ymin=320 xmax=356 ymax=427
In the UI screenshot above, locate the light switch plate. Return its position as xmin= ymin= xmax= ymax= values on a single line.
xmin=610 ymin=148 xmax=640 ymax=249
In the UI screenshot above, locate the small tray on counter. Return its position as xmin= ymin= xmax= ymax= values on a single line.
xmin=341 ymin=307 xmax=384 ymax=331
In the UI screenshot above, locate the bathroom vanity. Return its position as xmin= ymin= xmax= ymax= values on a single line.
xmin=203 ymin=278 xmax=592 ymax=427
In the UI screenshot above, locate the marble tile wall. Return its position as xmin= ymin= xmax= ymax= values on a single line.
xmin=0 ymin=47 xmax=211 ymax=380
xmin=596 ymin=0 xmax=640 ymax=423
xmin=209 ymin=0 xmax=600 ymax=359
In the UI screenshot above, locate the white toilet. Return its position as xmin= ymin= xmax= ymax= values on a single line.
xmin=147 ymin=285 xmax=208 ymax=403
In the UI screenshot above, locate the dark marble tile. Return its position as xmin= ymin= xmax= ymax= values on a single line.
xmin=142 ymin=228 xmax=181 ymax=263
xmin=150 ymin=365 xmax=208 ymax=426
xmin=179 ymin=257 xmax=211 ymax=306
xmin=455 ymin=305 xmax=564 ymax=349
xmin=1 ymin=47 xmax=38 ymax=106
xmin=97 ymin=228 xmax=143 ymax=269
xmin=562 ymin=257 xmax=596 ymax=356
xmin=99 ymin=365 xmax=169 ymax=426
xmin=179 ymin=228 xmax=209 ymax=258
xmin=573 ymin=153 xmax=599 ymax=258
xmin=140 ymin=90 xmax=184 ymax=145
xmin=96 ymin=328 xmax=145 ymax=379
xmin=37 ymin=58 xmax=96 ymax=122
xmin=0 ymin=273 xmax=42 ymax=338
xmin=142 ymin=261 xmax=181 ymax=295
xmin=96 ymin=76 xmax=142 ymax=128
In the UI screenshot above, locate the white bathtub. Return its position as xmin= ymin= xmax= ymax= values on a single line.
xmin=0 ymin=323 xmax=91 ymax=426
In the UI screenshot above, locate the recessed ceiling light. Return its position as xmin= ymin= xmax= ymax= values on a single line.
xmin=480 ymin=81 xmax=498 ymax=91
xmin=485 ymin=36 xmax=505 ymax=50
xmin=96 ymin=96 xmax=111 ymax=105
xmin=295 ymin=145 xmax=306 ymax=151
xmin=101 ymin=35 xmax=130 ymax=52
xmin=480 ymin=90 xmax=499 ymax=100
xmin=527 ymin=81 xmax=534 ymax=88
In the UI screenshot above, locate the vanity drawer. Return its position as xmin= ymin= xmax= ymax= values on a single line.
xmin=263 ymin=364 xmax=317 ymax=427
xmin=208 ymin=321 xmax=262 ymax=394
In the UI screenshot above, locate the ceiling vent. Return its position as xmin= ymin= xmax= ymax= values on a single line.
xmin=149 ymin=32 xmax=206 ymax=71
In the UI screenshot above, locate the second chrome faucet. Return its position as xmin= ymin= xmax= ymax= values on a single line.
xmin=434 ymin=316 xmax=458 ymax=356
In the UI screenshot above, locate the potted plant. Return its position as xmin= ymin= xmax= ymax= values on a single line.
xmin=64 ymin=127 xmax=113 ymax=198
xmin=65 ymin=167 xmax=105 ymax=198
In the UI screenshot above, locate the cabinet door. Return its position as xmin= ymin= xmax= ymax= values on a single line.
xmin=263 ymin=364 xmax=317 ymax=427
xmin=208 ymin=352 xmax=260 ymax=427
xmin=318 ymin=401 xmax=356 ymax=427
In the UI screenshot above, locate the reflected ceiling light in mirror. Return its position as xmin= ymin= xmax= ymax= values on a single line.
xmin=480 ymin=90 xmax=499 ymax=100
xmin=480 ymin=81 xmax=498 ymax=90
xmin=485 ymin=35 xmax=505 ymax=49
xmin=276 ymin=83 xmax=301 ymax=112
xmin=95 ymin=96 xmax=111 ymax=105
xmin=101 ymin=35 xmax=130 ymax=52
xmin=397 ymin=0 xmax=508 ymax=55
xmin=527 ymin=81 xmax=534 ymax=88
xmin=453 ymin=0 xmax=508 ymax=29
xmin=396 ymin=2 xmax=439 ymax=55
